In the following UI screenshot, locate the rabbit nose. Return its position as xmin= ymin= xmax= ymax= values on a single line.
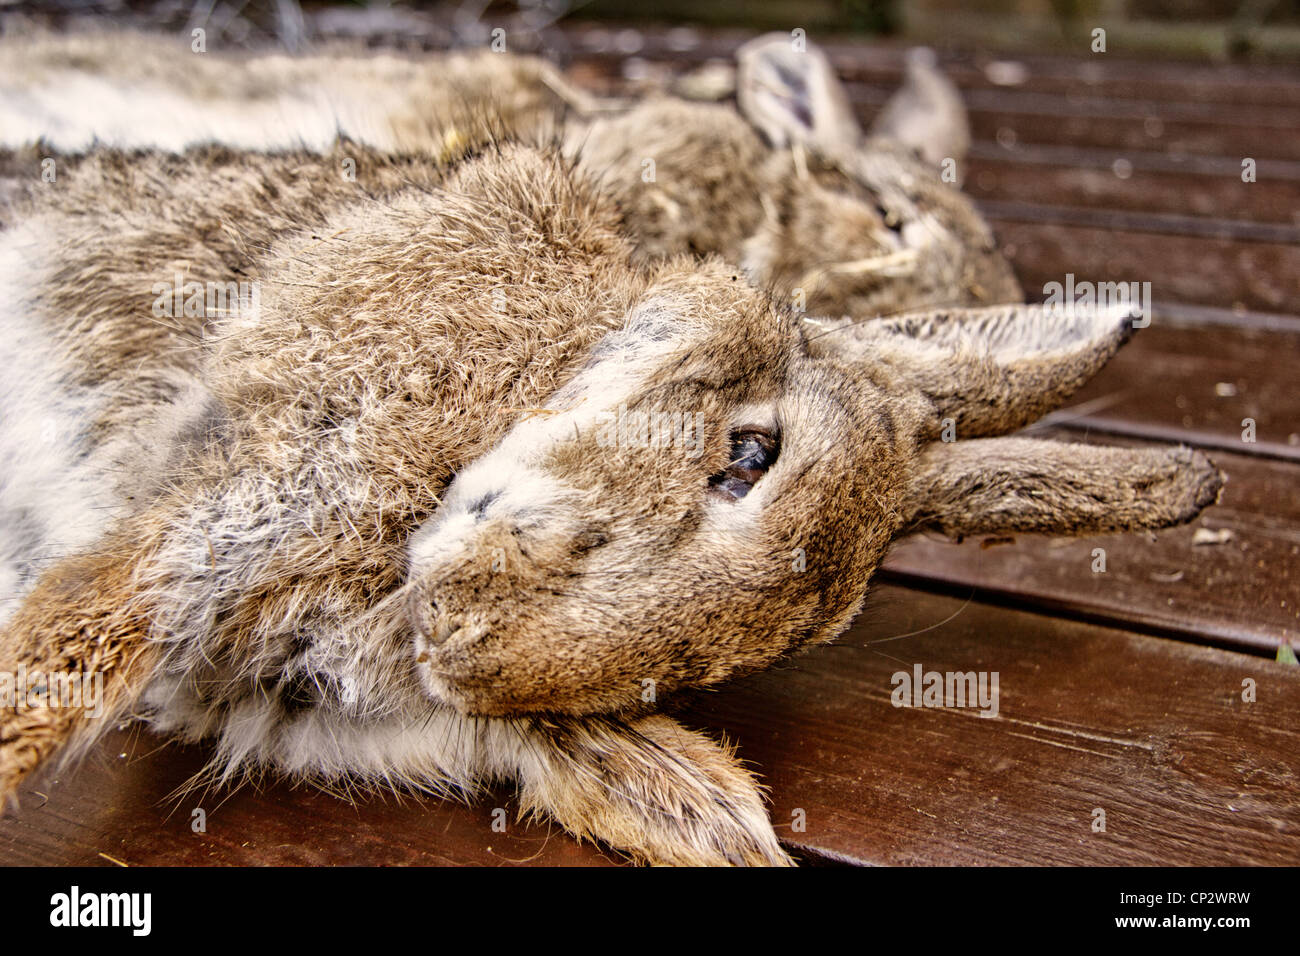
xmin=426 ymin=616 xmax=464 ymax=648
xmin=410 ymin=598 xmax=466 ymax=651
xmin=408 ymin=587 xmax=472 ymax=650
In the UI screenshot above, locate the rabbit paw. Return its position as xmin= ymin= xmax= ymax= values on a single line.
xmin=511 ymin=713 xmax=793 ymax=866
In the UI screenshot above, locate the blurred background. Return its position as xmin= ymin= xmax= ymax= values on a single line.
xmin=1 ymin=0 xmax=1298 ymax=61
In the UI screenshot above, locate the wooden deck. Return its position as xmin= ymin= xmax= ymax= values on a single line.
xmin=1 ymin=22 xmax=1297 ymax=866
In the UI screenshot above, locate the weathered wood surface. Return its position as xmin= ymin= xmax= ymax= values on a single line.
xmin=968 ymin=159 xmax=1300 ymax=225
xmin=833 ymin=54 xmax=1300 ymax=109
xmin=687 ymin=586 xmax=1300 ymax=866
xmin=1038 ymin=322 xmax=1300 ymax=455
xmin=993 ymin=222 xmax=1299 ymax=313
xmin=0 ymin=728 xmax=617 ymax=867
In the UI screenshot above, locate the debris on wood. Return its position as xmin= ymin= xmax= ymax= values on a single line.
xmin=1192 ymin=527 xmax=1235 ymax=546
xmin=983 ymin=60 xmax=1028 ymax=86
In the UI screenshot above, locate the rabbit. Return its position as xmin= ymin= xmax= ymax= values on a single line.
xmin=0 ymin=118 xmax=1223 ymax=864
xmin=0 ymin=27 xmax=590 ymax=156
xmin=0 ymin=28 xmax=1020 ymax=321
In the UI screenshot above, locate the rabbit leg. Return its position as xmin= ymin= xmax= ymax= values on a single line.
xmin=0 ymin=542 xmax=160 ymax=804
xmin=502 ymin=713 xmax=793 ymax=866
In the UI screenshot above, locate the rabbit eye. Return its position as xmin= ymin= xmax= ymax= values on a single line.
xmin=709 ymin=428 xmax=780 ymax=500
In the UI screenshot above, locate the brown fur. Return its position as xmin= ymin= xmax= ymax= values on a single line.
xmin=0 ymin=526 xmax=162 ymax=799
xmin=905 ymin=439 xmax=1223 ymax=538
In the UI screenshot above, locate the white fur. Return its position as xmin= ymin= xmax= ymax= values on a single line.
xmin=0 ymin=224 xmax=121 ymax=624
xmin=142 ymin=648 xmax=538 ymax=797
xmin=0 ymin=72 xmax=396 ymax=153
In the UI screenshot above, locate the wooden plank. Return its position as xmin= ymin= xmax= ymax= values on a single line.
xmin=1151 ymin=302 xmax=1300 ymax=334
xmin=1064 ymin=320 xmax=1300 ymax=449
xmin=945 ymin=83 xmax=1299 ymax=132
xmin=994 ymin=219 xmax=1300 ymax=313
xmin=981 ymin=199 xmax=1300 ymax=244
xmin=0 ymin=728 xmax=617 ymax=866
xmin=1059 ymin=321 xmax=1300 ymax=452
xmin=966 ymin=155 xmax=1300 ymax=225
xmin=854 ymin=58 xmax=1300 ymax=110
xmin=841 ymin=79 xmax=1300 ymax=163
xmin=970 ymin=140 xmax=1300 ymax=181
xmin=683 ymin=585 xmax=1300 ymax=866
xmin=898 ymin=8 xmax=1300 ymax=65
xmin=1037 ymin=321 xmax=1300 ymax=458
xmin=965 ymin=105 xmax=1300 ymax=162
xmin=883 ymin=435 xmax=1300 ymax=654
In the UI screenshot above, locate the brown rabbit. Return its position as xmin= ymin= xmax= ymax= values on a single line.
xmin=0 ymin=28 xmax=1020 ymax=320
xmin=0 ymin=128 xmax=1221 ymax=864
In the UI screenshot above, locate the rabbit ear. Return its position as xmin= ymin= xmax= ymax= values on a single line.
xmin=900 ymin=437 xmax=1224 ymax=539
xmin=735 ymin=32 xmax=862 ymax=157
xmin=867 ymin=47 xmax=970 ymax=171
xmin=808 ymin=301 xmax=1139 ymax=440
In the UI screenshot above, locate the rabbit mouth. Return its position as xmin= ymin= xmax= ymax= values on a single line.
xmin=418 ymin=621 xmax=463 ymax=648
xmin=410 ymin=601 xmax=486 ymax=655
xmin=410 ymin=599 xmax=464 ymax=649
xmin=412 ymin=613 xmax=494 ymax=704
xmin=413 ymin=631 xmax=508 ymax=714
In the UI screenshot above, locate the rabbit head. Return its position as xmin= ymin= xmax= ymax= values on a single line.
xmin=404 ymin=289 xmax=1222 ymax=718
xmin=732 ymin=33 xmax=1019 ymax=317
xmin=570 ymin=34 xmax=1020 ymax=324
xmin=403 ymin=264 xmax=887 ymax=717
